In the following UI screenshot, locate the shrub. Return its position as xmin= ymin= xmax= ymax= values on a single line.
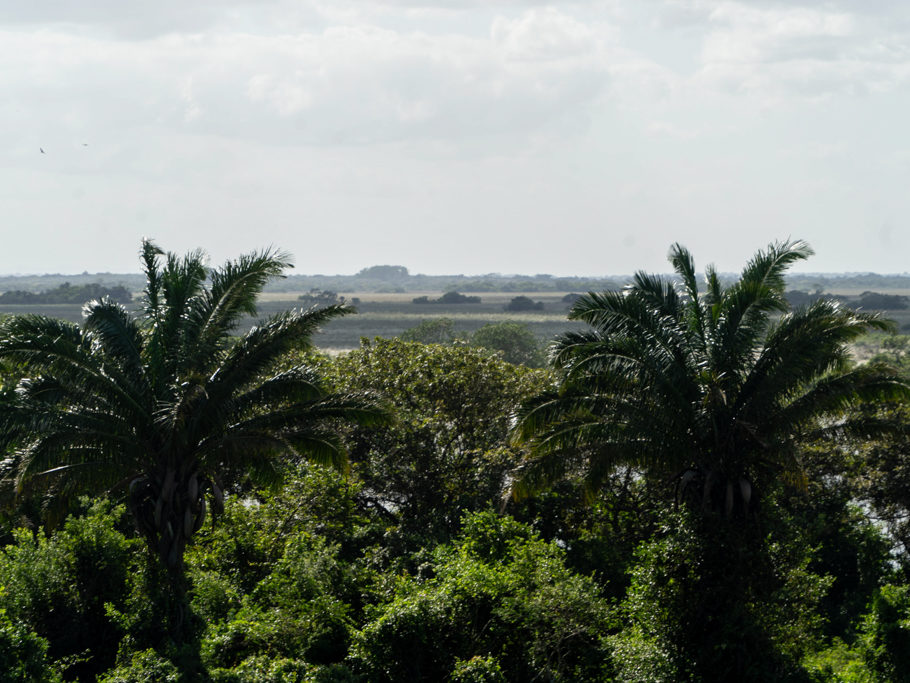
xmin=412 ymin=292 xmax=480 ymax=304
xmin=450 ymin=655 xmax=506 ymax=683
xmin=803 ymin=638 xmax=872 ymax=683
xmin=400 ymin=318 xmax=457 ymax=344
xmin=350 ymin=512 xmax=614 ymax=681
xmin=610 ymin=509 xmax=830 ymax=681
xmin=438 ymin=291 xmax=480 ymax=304
xmin=470 ymin=322 xmax=545 ymax=367
xmin=197 ymin=528 xmax=360 ymax=670
xmin=0 ymin=282 xmax=132 ymax=305
xmin=856 ymin=292 xmax=909 ymax=311
xmin=0 ymin=602 xmax=58 ymax=683
xmin=96 ymin=649 xmax=181 ymax=683
xmin=298 ymin=290 xmax=346 ymax=307
xmin=858 ymin=584 xmax=910 ymax=682
xmin=0 ymin=501 xmax=136 ymax=679
xmin=328 ymin=339 xmax=545 ymax=545
xmin=503 ymin=296 xmax=543 ymax=312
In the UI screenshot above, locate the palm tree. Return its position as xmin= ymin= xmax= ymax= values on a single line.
xmin=511 ymin=239 xmax=909 ymax=515
xmin=0 ymin=241 xmax=387 ymax=624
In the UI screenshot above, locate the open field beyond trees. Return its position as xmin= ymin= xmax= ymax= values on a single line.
xmin=2 ymin=286 xmax=909 ymax=354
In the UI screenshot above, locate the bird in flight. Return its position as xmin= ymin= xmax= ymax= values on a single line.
xmin=39 ymin=148 xmax=45 ymax=154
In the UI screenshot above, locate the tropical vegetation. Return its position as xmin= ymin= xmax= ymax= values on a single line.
xmin=512 ymin=240 xmax=907 ymax=509
xmin=0 ymin=239 xmax=907 ymax=681
xmin=0 ymin=241 xmax=387 ymax=645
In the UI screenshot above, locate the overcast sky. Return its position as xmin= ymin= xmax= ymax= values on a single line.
xmin=3 ymin=0 xmax=909 ymax=276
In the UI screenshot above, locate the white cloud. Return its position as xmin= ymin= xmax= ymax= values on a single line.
xmin=0 ymin=7 xmax=613 ymax=152
xmin=689 ymin=2 xmax=910 ymax=100
xmin=706 ymin=4 xmax=854 ymax=59
xmin=491 ymin=8 xmax=597 ymax=60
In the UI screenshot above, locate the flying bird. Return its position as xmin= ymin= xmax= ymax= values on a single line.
xmin=39 ymin=148 xmax=45 ymax=154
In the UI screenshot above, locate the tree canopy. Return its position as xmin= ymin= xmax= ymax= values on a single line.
xmin=512 ymin=239 xmax=910 ymax=514
xmin=0 ymin=241 xmax=388 ymax=638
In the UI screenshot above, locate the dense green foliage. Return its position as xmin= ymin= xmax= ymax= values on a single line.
xmin=398 ymin=319 xmax=546 ymax=367
xmin=513 ymin=240 xmax=907 ymax=508
xmin=350 ymin=512 xmax=614 ymax=681
xmin=328 ymin=337 xmax=545 ymax=546
xmin=0 ymin=241 xmax=387 ymax=646
xmin=0 ymin=605 xmax=57 ymax=683
xmin=1 ymin=241 xmax=910 ymax=681
xmin=399 ymin=317 xmax=458 ymax=344
xmin=470 ymin=321 xmax=546 ymax=367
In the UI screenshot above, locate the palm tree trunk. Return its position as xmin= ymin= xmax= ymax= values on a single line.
xmin=130 ymin=465 xmax=206 ymax=642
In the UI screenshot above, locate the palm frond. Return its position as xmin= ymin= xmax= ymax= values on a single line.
xmin=140 ymin=239 xmax=165 ymax=319
xmin=739 ymin=238 xmax=814 ymax=294
xmin=146 ymin=246 xmax=208 ymax=384
xmin=228 ymin=366 xmax=327 ymax=413
xmin=511 ymin=238 xmax=910 ymax=509
xmin=16 ymin=428 xmax=145 ymax=490
xmin=183 ymin=247 xmax=294 ymax=372
xmin=629 ymin=271 xmax=682 ymax=319
xmin=668 ymin=243 xmax=709 ymax=351
xmin=776 ymin=364 xmax=910 ymax=430
xmin=705 ymin=240 xmax=813 ymax=379
xmin=0 ymin=315 xmax=150 ymax=422
xmin=0 ymin=240 xmax=375 ymax=579
xmin=83 ymin=299 xmax=144 ymax=370
xmin=740 ymin=301 xmax=893 ymax=419
xmin=208 ymin=306 xmax=351 ymax=396
xmin=669 ymin=243 xmax=698 ymax=304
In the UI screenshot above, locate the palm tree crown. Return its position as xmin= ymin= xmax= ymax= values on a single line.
xmin=512 ymin=239 xmax=909 ymax=514
xmin=0 ymin=241 xmax=387 ymax=578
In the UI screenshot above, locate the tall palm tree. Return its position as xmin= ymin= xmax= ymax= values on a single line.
xmin=511 ymin=239 xmax=909 ymax=514
xmin=0 ymin=241 xmax=387 ymax=603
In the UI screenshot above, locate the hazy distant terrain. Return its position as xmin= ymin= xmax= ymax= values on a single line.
xmin=1 ymin=269 xmax=909 ymax=351
xmin=3 ymin=267 xmax=910 ymax=297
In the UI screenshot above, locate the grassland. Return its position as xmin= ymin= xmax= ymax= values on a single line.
xmin=2 ymin=287 xmax=908 ymax=354
xmin=0 ymin=292 xmax=585 ymax=352
xmin=258 ymin=292 xmax=584 ymax=351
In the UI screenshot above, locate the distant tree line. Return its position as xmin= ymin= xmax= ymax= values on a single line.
xmin=264 ymin=272 xmax=623 ymax=294
xmin=855 ymin=291 xmax=910 ymax=310
xmin=3 ymin=267 xmax=910 ymax=298
xmin=0 ymin=281 xmax=132 ymax=305
xmin=786 ymin=289 xmax=909 ymax=311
